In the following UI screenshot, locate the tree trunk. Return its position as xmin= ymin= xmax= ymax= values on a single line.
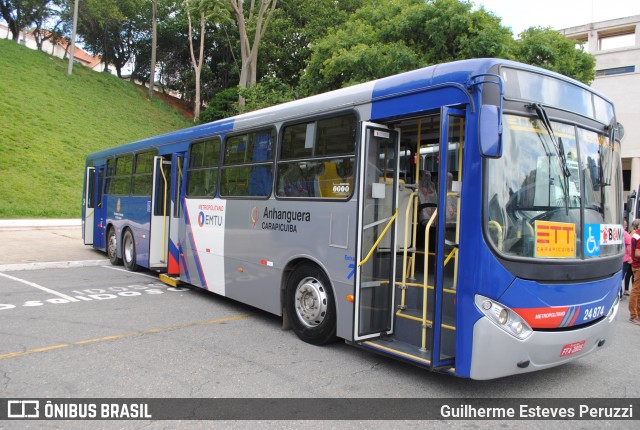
xmin=148 ymin=0 xmax=158 ymax=99
xmin=187 ymin=6 xmax=205 ymax=122
xmin=0 ymin=1 xmax=19 ymax=42
xmin=229 ymin=0 xmax=277 ymax=106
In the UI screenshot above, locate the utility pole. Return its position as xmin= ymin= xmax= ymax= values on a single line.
xmin=67 ymin=0 xmax=80 ymax=76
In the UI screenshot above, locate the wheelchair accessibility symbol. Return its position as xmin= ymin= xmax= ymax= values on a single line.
xmin=584 ymin=224 xmax=600 ymax=256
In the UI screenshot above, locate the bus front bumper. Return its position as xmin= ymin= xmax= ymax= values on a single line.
xmin=468 ymin=299 xmax=619 ymax=380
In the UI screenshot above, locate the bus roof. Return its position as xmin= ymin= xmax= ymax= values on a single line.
xmin=85 ymin=58 xmax=604 ymax=163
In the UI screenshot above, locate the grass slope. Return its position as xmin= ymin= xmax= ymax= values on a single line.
xmin=0 ymin=39 xmax=192 ymax=218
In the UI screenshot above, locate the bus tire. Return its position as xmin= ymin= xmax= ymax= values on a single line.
xmin=107 ymin=227 xmax=122 ymax=266
xmin=285 ymin=263 xmax=337 ymax=345
xmin=122 ymin=229 xmax=138 ymax=271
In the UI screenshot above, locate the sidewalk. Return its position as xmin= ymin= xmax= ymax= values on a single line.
xmin=0 ymin=219 xmax=107 ymax=271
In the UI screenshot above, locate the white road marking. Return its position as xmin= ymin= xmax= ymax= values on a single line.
xmin=100 ymin=265 xmax=159 ymax=280
xmin=0 ymin=260 xmax=108 ymax=272
xmin=0 ymin=272 xmax=79 ymax=302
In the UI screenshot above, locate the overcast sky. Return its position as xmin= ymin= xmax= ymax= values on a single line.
xmin=473 ymin=0 xmax=640 ymax=36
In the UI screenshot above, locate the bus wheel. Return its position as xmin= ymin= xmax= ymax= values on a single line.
xmin=122 ymin=229 xmax=138 ymax=271
xmin=285 ymin=263 xmax=337 ymax=345
xmin=107 ymin=228 xmax=122 ymax=266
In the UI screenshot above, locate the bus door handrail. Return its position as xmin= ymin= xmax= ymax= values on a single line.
xmin=421 ymin=208 xmax=438 ymax=352
xmin=358 ymin=209 xmax=398 ymax=268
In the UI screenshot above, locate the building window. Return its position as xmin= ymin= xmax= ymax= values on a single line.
xmin=595 ymin=66 xmax=635 ymax=77
xmin=599 ymin=28 xmax=636 ymax=50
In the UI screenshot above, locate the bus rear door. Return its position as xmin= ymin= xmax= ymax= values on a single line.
xmin=149 ymin=156 xmax=171 ymax=269
xmin=167 ymin=153 xmax=185 ymax=275
xmin=83 ymin=167 xmax=95 ymax=245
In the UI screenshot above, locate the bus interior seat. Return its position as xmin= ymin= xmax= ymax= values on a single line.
xmin=317 ymin=161 xmax=350 ymax=198
xmin=278 ymin=164 xmax=309 ymax=197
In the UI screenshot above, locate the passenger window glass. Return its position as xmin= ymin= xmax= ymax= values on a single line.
xmin=277 ymin=114 xmax=356 ymax=199
xmin=221 ymin=129 xmax=274 ymax=198
xmin=132 ymin=151 xmax=157 ymax=196
xmin=187 ymin=139 xmax=220 ymax=197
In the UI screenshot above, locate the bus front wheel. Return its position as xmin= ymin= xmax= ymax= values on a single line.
xmin=107 ymin=228 xmax=122 ymax=266
xmin=285 ymin=263 xmax=337 ymax=345
xmin=122 ymin=229 xmax=138 ymax=271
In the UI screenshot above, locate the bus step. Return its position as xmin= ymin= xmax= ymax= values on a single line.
xmin=360 ymin=338 xmax=432 ymax=367
xmin=159 ymin=273 xmax=181 ymax=287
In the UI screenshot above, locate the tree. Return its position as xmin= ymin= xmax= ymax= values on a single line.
xmin=185 ymin=0 xmax=205 ymax=120
xmin=228 ymin=0 xmax=277 ymax=104
xmin=299 ymin=0 xmax=513 ymax=95
xmin=514 ymin=27 xmax=596 ymax=84
xmin=258 ymin=0 xmax=364 ymax=87
xmin=74 ymin=0 xmax=147 ymax=77
xmin=0 ymin=0 xmax=54 ymax=42
xmin=183 ymin=0 xmax=230 ymax=121
xmin=236 ymin=75 xmax=294 ymax=113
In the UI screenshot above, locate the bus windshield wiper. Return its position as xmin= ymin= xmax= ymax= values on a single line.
xmin=601 ymin=120 xmax=616 ymax=187
xmin=528 ymin=103 xmax=571 ymax=214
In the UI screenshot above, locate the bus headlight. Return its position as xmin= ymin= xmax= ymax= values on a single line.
xmin=498 ymin=309 xmax=508 ymax=325
xmin=475 ymin=295 xmax=533 ymax=340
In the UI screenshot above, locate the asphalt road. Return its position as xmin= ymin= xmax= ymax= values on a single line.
xmin=0 ymin=225 xmax=638 ymax=429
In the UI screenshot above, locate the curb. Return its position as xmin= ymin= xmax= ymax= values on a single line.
xmin=0 ymin=219 xmax=81 ymax=230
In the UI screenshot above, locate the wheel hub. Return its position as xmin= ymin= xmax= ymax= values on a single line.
xmin=294 ymin=277 xmax=328 ymax=328
xmin=108 ymin=233 xmax=117 ymax=258
xmin=124 ymin=236 xmax=133 ymax=262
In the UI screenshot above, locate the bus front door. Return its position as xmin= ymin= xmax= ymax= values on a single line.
xmin=354 ymin=123 xmax=399 ymax=341
xmin=430 ymin=107 xmax=464 ymax=370
xmin=149 ymin=156 xmax=171 ymax=269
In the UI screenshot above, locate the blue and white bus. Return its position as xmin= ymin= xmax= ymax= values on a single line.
xmin=83 ymin=58 xmax=623 ymax=379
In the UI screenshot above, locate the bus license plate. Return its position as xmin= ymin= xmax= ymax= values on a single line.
xmin=560 ymin=340 xmax=585 ymax=357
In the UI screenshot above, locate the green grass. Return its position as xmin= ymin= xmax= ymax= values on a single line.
xmin=0 ymin=39 xmax=193 ymax=218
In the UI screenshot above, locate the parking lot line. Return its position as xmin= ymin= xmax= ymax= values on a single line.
xmin=0 ymin=313 xmax=253 ymax=360
xmin=0 ymin=272 xmax=79 ymax=302
xmin=101 ymin=265 xmax=159 ymax=280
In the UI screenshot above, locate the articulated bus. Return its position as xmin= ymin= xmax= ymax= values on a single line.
xmin=83 ymin=58 xmax=624 ymax=379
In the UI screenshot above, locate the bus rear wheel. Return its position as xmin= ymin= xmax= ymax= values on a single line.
xmin=285 ymin=263 xmax=337 ymax=345
xmin=122 ymin=229 xmax=138 ymax=271
xmin=107 ymin=227 xmax=122 ymax=266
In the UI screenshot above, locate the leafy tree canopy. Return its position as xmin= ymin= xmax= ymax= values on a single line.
xmin=299 ymin=0 xmax=513 ymax=95
xmin=514 ymin=27 xmax=596 ymax=84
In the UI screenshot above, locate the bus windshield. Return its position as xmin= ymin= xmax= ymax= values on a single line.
xmin=486 ymin=114 xmax=622 ymax=259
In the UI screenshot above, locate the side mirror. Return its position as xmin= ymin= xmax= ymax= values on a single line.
xmin=479 ymin=105 xmax=502 ymax=158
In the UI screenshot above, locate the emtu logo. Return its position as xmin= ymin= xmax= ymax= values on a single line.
xmin=251 ymin=206 xmax=260 ymax=228
xmin=197 ymin=211 xmax=205 ymax=227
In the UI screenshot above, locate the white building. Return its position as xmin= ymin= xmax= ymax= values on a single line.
xmin=1 ymin=23 xmax=119 ymax=73
xmin=560 ymin=16 xmax=640 ymax=199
